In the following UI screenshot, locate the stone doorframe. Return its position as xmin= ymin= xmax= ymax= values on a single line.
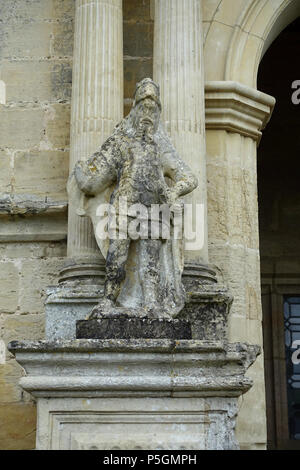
xmin=203 ymin=0 xmax=300 ymax=450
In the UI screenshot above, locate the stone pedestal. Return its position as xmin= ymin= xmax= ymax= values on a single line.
xmin=77 ymin=317 xmax=192 ymax=340
xmin=8 ymin=339 xmax=259 ymax=450
xmin=45 ymin=282 xmax=232 ymax=341
xmin=45 ymin=285 xmax=102 ymax=340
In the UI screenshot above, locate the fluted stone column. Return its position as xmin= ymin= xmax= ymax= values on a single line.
xmin=153 ymin=0 xmax=214 ymax=282
xmin=63 ymin=0 xmax=123 ymax=282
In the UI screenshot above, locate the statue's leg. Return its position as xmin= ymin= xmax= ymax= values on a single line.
xmin=105 ymin=238 xmax=131 ymax=302
xmin=139 ymin=239 xmax=163 ymax=316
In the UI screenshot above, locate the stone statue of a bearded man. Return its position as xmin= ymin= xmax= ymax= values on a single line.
xmin=69 ymin=78 xmax=198 ymax=319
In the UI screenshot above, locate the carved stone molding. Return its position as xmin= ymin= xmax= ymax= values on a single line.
xmin=9 ymin=339 xmax=259 ymax=397
xmin=8 ymin=339 xmax=259 ymax=449
xmin=205 ymin=81 xmax=276 ymax=143
xmin=0 ymin=193 xmax=67 ymax=242
xmin=0 ymin=193 xmax=67 ymax=216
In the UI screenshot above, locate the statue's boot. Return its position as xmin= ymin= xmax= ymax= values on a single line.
xmin=89 ymin=298 xmax=116 ymax=319
xmin=142 ymin=303 xmax=171 ymax=320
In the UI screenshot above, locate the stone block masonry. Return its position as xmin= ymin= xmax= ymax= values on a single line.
xmin=123 ymin=0 xmax=154 ymax=116
xmin=0 ymin=1 xmax=74 ymax=449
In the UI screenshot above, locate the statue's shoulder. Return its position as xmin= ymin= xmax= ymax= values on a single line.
xmin=98 ymin=128 xmax=125 ymax=156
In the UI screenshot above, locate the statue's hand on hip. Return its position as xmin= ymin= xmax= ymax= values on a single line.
xmin=165 ymin=187 xmax=178 ymax=206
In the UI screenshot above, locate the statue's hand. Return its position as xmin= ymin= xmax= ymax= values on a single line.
xmin=165 ymin=187 xmax=178 ymax=206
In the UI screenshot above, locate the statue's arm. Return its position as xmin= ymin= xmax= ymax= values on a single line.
xmin=163 ymin=151 xmax=198 ymax=202
xmin=74 ymin=139 xmax=118 ymax=196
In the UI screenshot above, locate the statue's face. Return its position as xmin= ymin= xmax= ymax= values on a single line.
xmin=133 ymin=97 xmax=160 ymax=134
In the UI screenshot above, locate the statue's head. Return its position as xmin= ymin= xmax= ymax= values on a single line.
xmin=132 ymin=78 xmax=161 ymax=134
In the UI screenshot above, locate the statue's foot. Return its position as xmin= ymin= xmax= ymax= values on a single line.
xmin=89 ymin=298 xmax=116 ymax=319
xmin=142 ymin=304 xmax=171 ymax=320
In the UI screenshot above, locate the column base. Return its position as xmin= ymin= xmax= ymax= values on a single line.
xmin=59 ymin=258 xmax=106 ymax=285
xmin=8 ymin=339 xmax=260 ymax=450
xmin=183 ymin=262 xmax=218 ymax=287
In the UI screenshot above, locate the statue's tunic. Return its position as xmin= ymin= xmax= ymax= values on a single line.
xmin=117 ymin=139 xmax=167 ymax=207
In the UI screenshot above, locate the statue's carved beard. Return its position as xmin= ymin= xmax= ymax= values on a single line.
xmin=133 ymin=121 xmax=155 ymax=143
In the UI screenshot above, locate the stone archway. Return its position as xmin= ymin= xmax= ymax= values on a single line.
xmin=204 ymin=0 xmax=300 ymax=87
xmin=258 ymin=15 xmax=300 ymax=450
xmin=203 ymin=0 xmax=300 ymax=450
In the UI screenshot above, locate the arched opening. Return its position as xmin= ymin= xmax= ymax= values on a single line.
xmin=258 ymin=16 xmax=300 ymax=450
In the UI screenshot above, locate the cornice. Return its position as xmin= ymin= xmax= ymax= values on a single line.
xmin=205 ymin=81 xmax=276 ymax=143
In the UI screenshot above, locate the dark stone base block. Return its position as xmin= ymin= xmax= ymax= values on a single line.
xmin=179 ymin=285 xmax=233 ymax=340
xmin=76 ymin=316 xmax=192 ymax=340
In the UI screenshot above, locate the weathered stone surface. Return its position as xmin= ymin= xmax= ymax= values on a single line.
xmin=50 ymin=63 xmax=72 ymax=101
xmin=124 ymin=58 xmax=153 ymax=102
xmin=0 ymin=22 xmax=53 ymax=59
xmin=36 ymin=397 xmax=239 ymax=450
xmin=0 ymin=107 xmax=45 ymax=149
xmin=123 ymin=0 xmax=152 ymax=21
xmin=0 ymin=0 xmax=73 ymax=452
xmin=77 ymin=316 xmax=192 ymax=340
xmin=0 ymin=150 xmax=13 ymax=192
xmin=0 ymin=242 xmax=66 ymax=260
xmin=14 ymin=150 xmax=69 ymax=197
xmin=8 ymin=339 xmax=260 ymax=395
xmin=7 ymin=338 xmax=260 ymax=450
xmin=71 ymin=78 xmax=198 ymax=319
xmin=0 ymin=359 xmax=23 ymax=403
xmin=0 ymin=262 xmax=19 ymax=314
xmin=44 ymin=104 xmax=71 ymax=149
xmin=0 ymin=403 xmax=36 ymax=450
xmin=19 ymin=258 xmax=65 ymax=314
xmin=180 ymin=285 xmax=232 ymax=341
xmin=0 ymin=214 xmax=67 ymax=243
xmin=45 ymin=284 xmax=102 ymax=340
xmin=0 ymin=0 xmax=74 ymax=23
xmin=123 ymin=0 xmax=154 ymax=117
xmin=51 ymin=21 xmax=74 ymax=57
xmin=2 ymin=60 xmax=72 ymax=104
xmin=2 ymin=314 xmax=45 ymax=344
xmin=0 ymin=194 xmax=67 ymax=216
xmin=124 ymin=23 xmax=153 ymax=57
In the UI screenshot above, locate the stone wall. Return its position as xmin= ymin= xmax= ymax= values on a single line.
xmin=0 ymin=0 xmax=74 ymax=450
xmin=0 ymin=0 xmax=155 ymax=450
xmin=123 ymin=0 xmax=154 ymax=116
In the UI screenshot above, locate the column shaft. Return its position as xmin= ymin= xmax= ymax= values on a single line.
xmin=153 ymin=0 xmax=209 ymax=267
xmin=67 ymin=0 xmax=123 ymax=265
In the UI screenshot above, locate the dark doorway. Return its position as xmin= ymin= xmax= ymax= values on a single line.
xmin=258 ymin=16 xmax=300 ymax=450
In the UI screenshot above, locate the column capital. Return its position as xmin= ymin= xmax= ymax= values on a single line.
xmin=205 ymin=81 xmax=276 ymax=143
